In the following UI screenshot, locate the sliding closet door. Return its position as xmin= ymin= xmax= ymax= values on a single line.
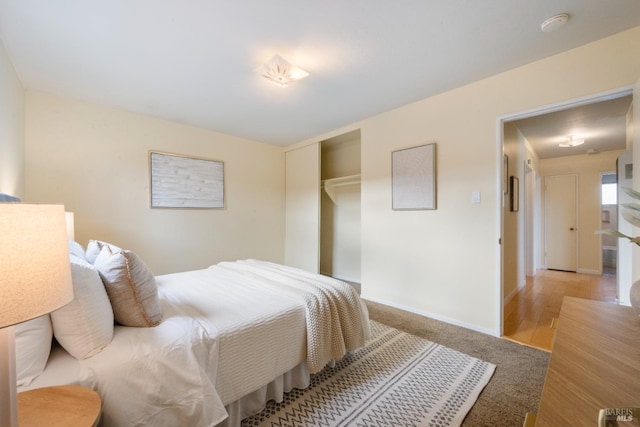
xmin=285 ymin=143 xmax=320 ymax=272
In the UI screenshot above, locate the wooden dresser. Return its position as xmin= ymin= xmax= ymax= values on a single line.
xmin=536 ymin=297 xmax=640 ymax=426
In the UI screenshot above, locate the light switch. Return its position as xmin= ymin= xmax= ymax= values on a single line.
xmin=471 ymin=191 xmax=481 ymax=204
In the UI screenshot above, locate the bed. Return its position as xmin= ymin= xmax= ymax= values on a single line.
xmin=15 ymin=241 xmax=370 ymax=427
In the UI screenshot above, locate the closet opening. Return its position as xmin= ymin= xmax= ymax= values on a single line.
xmin=320 ymin=130 xmax=361 ymax=293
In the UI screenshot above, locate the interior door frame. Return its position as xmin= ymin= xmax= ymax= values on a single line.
xmin=495 ymin=85 xmax=634 ymax=336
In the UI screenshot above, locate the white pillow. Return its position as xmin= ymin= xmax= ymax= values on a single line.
xmin=85 ymin=240 xmax=121 ymax=264
xmin=50 ymin=255 xmax=114 ymax=359
xmin=68 ymin=240 xmax=87 ymax=261
xmin=15 ymin=315 xmax=53 ymax=387
xmin=94 ymin=247 xmax=162 ymax=327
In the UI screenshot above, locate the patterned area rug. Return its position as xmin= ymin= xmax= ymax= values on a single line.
xmin=242 ymin=321 xmax=496 ymax=427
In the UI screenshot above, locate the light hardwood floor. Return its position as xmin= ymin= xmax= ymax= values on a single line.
xmin=503 ymin=269 xmax=617 ymax=351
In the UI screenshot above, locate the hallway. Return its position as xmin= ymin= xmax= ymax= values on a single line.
xmin=503 ymin=269 xmax=617 ymax=351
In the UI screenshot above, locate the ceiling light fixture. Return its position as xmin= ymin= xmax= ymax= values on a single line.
xmin=559 ymin=135 xmax=584 ymax=148
xmin=541 ymin=13 xmax=569 ymax=33
xmin=259 ymin=54 xmax=309 ymax=87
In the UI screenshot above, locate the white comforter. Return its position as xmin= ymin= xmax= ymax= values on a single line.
xmin=213 ymin=260 xmax=370 ymax=374
xmin=22 ymin=260 xmax=369 ymax=427
xmin=80 ymin=294 xmax=225 ymax=426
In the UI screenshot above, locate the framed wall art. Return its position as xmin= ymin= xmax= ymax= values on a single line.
xmin=149 ymin=151 xmax=224 ymax=209
xmin=510 ymin=176 xmax=519 ymax=212
xmin=392 ymin=143 xmax=436 ymax=210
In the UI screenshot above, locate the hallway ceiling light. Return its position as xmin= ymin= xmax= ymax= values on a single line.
xmin=559 ymin=135 xmax=584 ymax=148
xmin=258 ymin=54 xmax=309 ymax=87
xmin=541 ymin=13 xmax=569 ymax=33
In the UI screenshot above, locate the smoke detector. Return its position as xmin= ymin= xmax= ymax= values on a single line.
xmin=541 ymin=13 xmax=569 ymax=33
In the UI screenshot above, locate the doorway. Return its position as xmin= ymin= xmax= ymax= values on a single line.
xmin=499 ymin=88 xmax=633 ymax=346
xmin=319 ymin=130 xmax=362 ymax=290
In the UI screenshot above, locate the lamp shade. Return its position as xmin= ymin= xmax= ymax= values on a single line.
xmin=0 ymin=204 xmax=74 ymax=328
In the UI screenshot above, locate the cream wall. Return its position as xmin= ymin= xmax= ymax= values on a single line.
xmin=0 ymin=38 xmax=24 ymax=197
xmin=290 ymin=26 xmax=640 ymax=335
xmin=539 ymin=150 xmax=623 ymax=274
xmin=25 ymin=92 xmax=285 ymax=275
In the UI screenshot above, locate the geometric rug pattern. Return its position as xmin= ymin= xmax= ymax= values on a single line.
xmin=242 ymin=321 xmax=495 ymax=427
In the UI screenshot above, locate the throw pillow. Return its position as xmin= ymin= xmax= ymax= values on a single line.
xmin=85 ymin=240 xmax=121 ymax=264
xmin=15 ymin=315 xmax=53 ymax=387
xmin=67 ymin=240 xmax=87 ymax=261
xmin=50 ymin=254 xmax=114 ymax=359
xmin=94 ymin=247 xmax=162 ymax=327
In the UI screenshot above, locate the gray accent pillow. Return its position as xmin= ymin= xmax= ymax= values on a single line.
xmin=94 ymin=247 xmax=162 ymax=327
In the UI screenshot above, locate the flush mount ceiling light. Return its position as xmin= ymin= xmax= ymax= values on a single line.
xmin=559 ymin=135 xmax=584 ymax=148
xmin=541 ymin=13 xmax=569 ymax=33
xmin=259 ymin=54 xmax=309 ymax=87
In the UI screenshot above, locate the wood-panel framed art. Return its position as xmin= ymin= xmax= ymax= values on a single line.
xmin=392 ymin=143 xmax=436 ymax=210
xmin=510 ymin=176 xmax=519 ymax=212
xmin=149 ymin=151 xmax=225 ymax=209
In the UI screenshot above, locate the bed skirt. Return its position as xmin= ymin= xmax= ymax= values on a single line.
xmin=219 ymin=361 xmax=311 ymax=427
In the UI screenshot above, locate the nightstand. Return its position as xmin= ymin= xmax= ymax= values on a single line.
xmin=18 ymin=385 xmax=102 ymax=427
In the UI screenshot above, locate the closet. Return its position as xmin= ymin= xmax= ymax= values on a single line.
xmin=320 ymin=130 xmax=361 ymax=289
xmin=284 ymin=129 xmax=361 ymax=289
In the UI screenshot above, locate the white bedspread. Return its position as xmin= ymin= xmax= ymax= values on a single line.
xmin=19 ymin=260 xmax=370 ymax=427
xmin=158 ymin=265 xmax=308 ymax=406
xmin=213 ymin=260 xmax=370 ymax=373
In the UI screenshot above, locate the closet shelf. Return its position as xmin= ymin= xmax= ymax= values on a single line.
xmin=321 ymin=174 xmax=361 ymax=204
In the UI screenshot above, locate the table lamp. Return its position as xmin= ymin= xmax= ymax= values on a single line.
xmin=0 ymin=204 xmax=74 ymax=427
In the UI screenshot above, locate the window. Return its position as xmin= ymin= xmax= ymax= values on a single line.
xmin=602 ymin=182 xmax=617 ymax=205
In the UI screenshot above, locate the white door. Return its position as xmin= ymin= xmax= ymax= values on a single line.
xmin=545 ymin=174 xmax=577 ymax=271
xmin=285 ymin=143 xmax=320 ymax=272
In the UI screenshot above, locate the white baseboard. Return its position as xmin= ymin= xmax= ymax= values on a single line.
xmin=361 ymin=295 xmax=499 ymax=337
xmin=503 ymin=287 xmax=519 ymax=305
xmin=540 ymin=267 xmax=602 ymax=276
xmin=577 ymin=268 xmax=602 ymax=275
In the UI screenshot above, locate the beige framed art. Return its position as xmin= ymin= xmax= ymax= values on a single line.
xmin=149 ymin=151 xmax=225 ymax=209
xmin=392 ymin=143 xmax=436 ymax=210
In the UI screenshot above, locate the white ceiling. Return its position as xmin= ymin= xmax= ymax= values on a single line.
xmin=0 ymin=1 xmax=639 ymax=146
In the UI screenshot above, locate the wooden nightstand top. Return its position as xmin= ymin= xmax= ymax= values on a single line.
xmin=18 ymin=385 xmax=101 ymax=427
